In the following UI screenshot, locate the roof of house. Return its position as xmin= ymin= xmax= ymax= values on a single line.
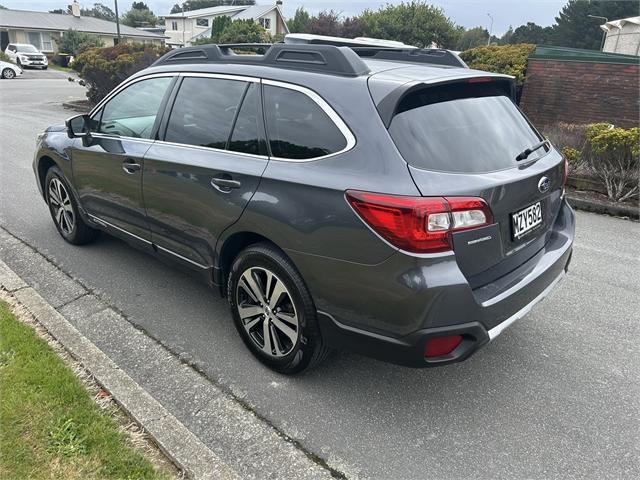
xmin=0 ymin=9 xmax=165 ymax=38
xmin=163 ymin=5 xmax=247 ymax=19
xmin=600 ymin=16 xmax=640 ymax=32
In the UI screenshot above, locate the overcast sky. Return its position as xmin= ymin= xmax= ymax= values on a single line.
xmin=1 ymin=0 xmax=571 ymax=36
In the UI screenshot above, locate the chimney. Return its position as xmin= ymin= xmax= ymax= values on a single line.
xmin=276 ymin=1 xmax=283 ymax=5
xmin=71 ymin=1 xmax=81 ymax=18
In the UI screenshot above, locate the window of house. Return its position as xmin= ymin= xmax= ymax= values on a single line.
xmin=164 ymin=77 xmax=248 ymax=149
xmin=196 ymin=18 xmax=208 ymax=27
xmin=263 ymin=85 xmax=348 ymax=159
xmin=25 ymin=32 xmax=53 ymax=52
xmin=259 ymin=18 xmax=271 ymax=30
xmin=171 ymin=20 xmax=178 ymax=30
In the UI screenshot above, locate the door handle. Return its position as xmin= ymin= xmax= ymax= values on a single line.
xmin=122 ymin=159 xmax=141 ymax=174
xmin=211 ymin=174 xmax=241 ymax=192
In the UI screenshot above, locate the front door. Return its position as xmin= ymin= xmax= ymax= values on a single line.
xmin=72 ymin=75 xmax=175 ymax=241
xmin=142 ymin=75 xmax=268 ymax=268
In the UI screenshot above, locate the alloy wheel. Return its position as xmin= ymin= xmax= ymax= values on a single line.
xmin=3 ymin=69 xmax=15 ymax=79
xmin=48 ymin=177 xmax=75 ymax=235
xmin=236 ymin=267 xmax=300 ymax=358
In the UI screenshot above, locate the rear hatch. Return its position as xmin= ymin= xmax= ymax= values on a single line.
xmin=378 ymin=77 xmax=565 ymax=288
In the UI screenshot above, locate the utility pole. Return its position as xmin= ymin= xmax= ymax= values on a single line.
xmin=587 ymin=14 xmax=608 ymax=51
xmin=486 ymin=13 xmax=494 ymax=45
xmin=114 ymin=0 xmax=121 ymax=44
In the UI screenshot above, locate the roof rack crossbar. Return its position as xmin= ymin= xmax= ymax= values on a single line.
xmin=152 ymin=43 xmax=371 ymax=77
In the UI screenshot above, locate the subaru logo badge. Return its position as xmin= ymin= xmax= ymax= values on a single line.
xmin=538 ymin=176 xmax=551 ymax=193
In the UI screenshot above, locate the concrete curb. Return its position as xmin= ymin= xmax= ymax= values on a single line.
xmin=566 ymin=194 xmax=638 ymax=219
xmin=0 ymin=259 xmax=239 ymax=480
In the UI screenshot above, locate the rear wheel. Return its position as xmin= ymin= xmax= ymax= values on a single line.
xmin=1 ymin=68 xmax=15 ymax=79
xmin=228 ymin=243 xmax=330 ymax=374
xmin=45 ymin=166 xmax=99 ymax=245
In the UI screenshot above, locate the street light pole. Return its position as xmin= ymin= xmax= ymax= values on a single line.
xmin=487 ymin=13 xmax=494 ymax=45
xmin=587 ymin=14 xmax=608 ymax=51
xmin=114 ymin=0 xmax=121 ymax=44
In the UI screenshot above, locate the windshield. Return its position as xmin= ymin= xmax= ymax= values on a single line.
xmin=16 ymin=45 xmax=39 ymax=53
xmin=389 ymin=83 xmax=546 ymax=173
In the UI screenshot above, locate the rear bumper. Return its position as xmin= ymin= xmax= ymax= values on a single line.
xmin=301 ymin=199 xmax=575 ymax=367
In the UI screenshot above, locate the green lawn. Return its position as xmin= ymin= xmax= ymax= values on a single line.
xmin=48 ymin=63 xmax=73 ymax=73
xmin=0 ymin=301 xmax=174 ymax=479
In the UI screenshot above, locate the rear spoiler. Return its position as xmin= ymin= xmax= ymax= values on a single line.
xmin=376 ymin=75 xmax=516 ymax=128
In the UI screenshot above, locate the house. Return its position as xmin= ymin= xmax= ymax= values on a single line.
xmin=600 ymin=16 xmax=640 ymax=56
xmin=0 ymin=3 xmax=166 ymax=55
xmin=163 ymin=2 xmax=289 ymax=48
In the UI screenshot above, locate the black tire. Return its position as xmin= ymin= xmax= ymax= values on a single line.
xmin=16 ymin=59 xmax=21 ymax=68
xmin=227 ymin=243 xmax=331 ymax=374
xmin=45 ymin=166 xmax=99 ymax=245
xmin=42 ymin=66 xmax=48 ymax=70
xmin=1 ymin=68 xmax=15 ymax=79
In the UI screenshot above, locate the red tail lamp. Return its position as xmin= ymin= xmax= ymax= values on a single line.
xmin=425 ymin=335 xmax=463 ymax=358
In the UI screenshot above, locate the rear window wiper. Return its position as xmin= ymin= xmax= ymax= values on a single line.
xmin=515 ymin=139 xmax=550 ymax=161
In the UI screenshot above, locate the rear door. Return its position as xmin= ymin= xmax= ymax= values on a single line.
xmin=142 ymin=74 xmax=268 ymax=269
xmin=386 ymin=80 xmax=565 ymax=287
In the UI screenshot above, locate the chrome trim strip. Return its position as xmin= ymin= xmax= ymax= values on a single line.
xmin=155 ymin=245 xmax=209 ymax=269
xmin=179 ymin=72 xmax=260 ymax=83
xmin=487 ymin=270 xmax=565 ymax=341
xmin=151 ymin=139 xmax=269 ymax=160
xmin=90 ymin=133 xmax=155 ymax=144
xmin=89 ymin=72 xmax=178 ymax=117
xmin=87 ymin=214 xmax=152 ymax=245
xmin=263 ymin=79 xmax=357 ymax=162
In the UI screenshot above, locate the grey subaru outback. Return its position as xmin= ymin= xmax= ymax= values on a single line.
xmin=33 ymin=35 xmax=574 ymax=374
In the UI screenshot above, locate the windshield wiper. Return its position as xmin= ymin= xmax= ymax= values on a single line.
xmin=515 ymin=139 xmax=550 ymax=161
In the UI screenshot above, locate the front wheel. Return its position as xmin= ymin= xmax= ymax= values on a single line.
xmin=1 ymin=68 xmax=15 ymax=79
xmin=45 ymin=166 xmax=99 ymax=245
xmin=228 ymin=243 xmax=331 ymax=374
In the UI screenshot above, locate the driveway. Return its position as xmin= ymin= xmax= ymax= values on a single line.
xmin=1 ymin=75 xmax=638 ymax=479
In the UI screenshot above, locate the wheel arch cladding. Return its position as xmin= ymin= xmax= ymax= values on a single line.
xmin=37 ymin=156 xmax=57 ymax=197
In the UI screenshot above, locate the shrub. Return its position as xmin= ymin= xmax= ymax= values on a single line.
xmin=544 ymin=122 xmax=593 ymax=173
xmin=218 ymin=19 xmax=270 ymax=44
xmin=72 ymin=43 xmax=169 ymax=104
xmin=0 ymin=51 xmax=10 ymax=62
xmin=57 ymin=29 xmax=103 ymax=56
xmin=459 ymin=43 xmax=536 ymax=100
xmin=586 ymin=125 xmax=639 ymax=202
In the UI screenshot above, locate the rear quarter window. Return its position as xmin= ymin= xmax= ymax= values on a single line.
xmin=389 ymin=83 xmax=546 ymax=173
xmin=263 ymin=85 xmax=347 ymax=160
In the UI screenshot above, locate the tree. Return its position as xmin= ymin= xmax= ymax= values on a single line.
xmin=121 ymin=2 xmax=158 ymax=27
xmin=360 ymin=1 xmax=460 ymax=49
xmin=340 ymin=16 xmax=365 ymax=38
xmin=171 ymin=1 xmax=254 ymax=14
xmin=550 ymin=0 xmax=640 ymax=50
xmin=499 ymin=26 xmax=514 ymax=45
xmin=57 ymin=29 xmax=103 ymax=55
xmin=217 ymin=19 xmax=269 ymax=44
xmin=509 ymin=22 xmax=552 ymax=45
xmin=287 ymin=7 xmax=310 ymax=33
xmin=456 ymin=26 xmax=489 ymax=50
xmin=210 ymin=15 xmax=232 ymax=42
xmin=307 ymin=10 xmax=341 ymax=37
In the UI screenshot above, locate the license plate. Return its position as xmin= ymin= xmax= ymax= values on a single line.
xmin=512 ymin=202 xmax=542 ymax=239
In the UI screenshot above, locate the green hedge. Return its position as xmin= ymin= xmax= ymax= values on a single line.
xmin=459 ymin=44 xmax=536 ymax=87
xmin=72 ymin=43 xmax=169 ymax=105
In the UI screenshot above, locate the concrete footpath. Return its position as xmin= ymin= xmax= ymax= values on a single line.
xmin=0 ymin=227 xmax=338 ymax=480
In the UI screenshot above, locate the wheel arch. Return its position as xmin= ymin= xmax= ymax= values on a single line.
xmin=37 ymin=155 xmax=58 ymax=199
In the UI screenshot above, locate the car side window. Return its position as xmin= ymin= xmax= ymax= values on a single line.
xmin=164 ymin=77 xmax=247 ymax=149
xmin=98 ymin=77 xmax=173 ymax=139
xmin=228 ymin=83 xmax=263 ymax=156
xmin=263 ymin=85 xmax=347 ymax=160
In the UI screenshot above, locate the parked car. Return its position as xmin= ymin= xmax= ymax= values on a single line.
xmin=32 ymin=35 xmax=574 ymax=374
xmin=4 ymin=43 xmax=48 ymax=69
xmin=0 ymin=59 xmax=21 ymax=79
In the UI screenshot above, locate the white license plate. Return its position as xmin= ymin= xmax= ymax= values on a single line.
xmin=512 ymin=202 xmax=542 ymax=239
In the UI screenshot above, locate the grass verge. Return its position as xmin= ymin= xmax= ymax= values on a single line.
xmin=48 ymin=63 xmax=73 ymax=73
xmin=0 ymin=299 xmax=175 ymax=479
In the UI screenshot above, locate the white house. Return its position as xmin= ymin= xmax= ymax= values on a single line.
xmin=163 ymin=2 xmax=289 ymax=48
xmin=600 ymin=16 xmax=640 ymax=56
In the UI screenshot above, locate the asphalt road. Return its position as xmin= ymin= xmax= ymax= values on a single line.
xmin=1 ymin=74 xmax=639 ymax=480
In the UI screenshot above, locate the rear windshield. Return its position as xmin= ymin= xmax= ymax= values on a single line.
xmin=388 ymin=83 xmax=546 ymax=173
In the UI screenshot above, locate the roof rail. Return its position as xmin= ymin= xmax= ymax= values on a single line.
xmin=284 ymin=33 xmax=468 ymax=68
xmin=152 ymin=43 xmax=371 ymax=77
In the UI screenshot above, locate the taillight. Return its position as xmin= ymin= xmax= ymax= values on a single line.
xmin=425 ymin=335 xmax=463 ymax=358
xmin=346 ymin=191 xmax=493 ymax=254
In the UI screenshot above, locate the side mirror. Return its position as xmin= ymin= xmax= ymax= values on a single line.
xmin=65 ymin=114 xmax=91 ymax=139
